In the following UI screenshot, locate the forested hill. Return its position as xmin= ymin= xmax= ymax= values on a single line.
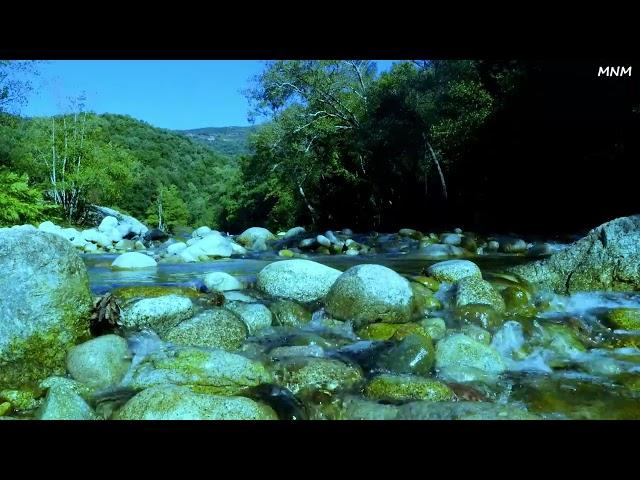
xmin=0 ymin=112 xmax=243 ymax=230
xmin=176 ymin=125 xmax=259 ymax=156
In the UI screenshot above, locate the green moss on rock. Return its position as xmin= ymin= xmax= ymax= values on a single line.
xmin=364 ymin=374 xmax=454 ymax=402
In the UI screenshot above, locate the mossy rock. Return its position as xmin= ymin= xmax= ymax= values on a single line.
xmin=376 ymin=334 xmax=435 ymax=376
xmin=124 ymin=346 xmax=273 ymax=395
xmin=603 ymin=308 xmax=640 ymax=330
xmin=501 ymin=285 xmax=531 ymax=310
xmin=115 ymin=385 xmax=278 ymax=420
xmin=410 ymin=282 xmax=442 ymax=316
xmin=421 ymin=317 xmax=447 ymax=341
xmin=112 ymin=285 xmax=202 ymax=301
xmin=325 ymin=264 xmax=414 ymax=327
xmin=460 ymin=324 xmax=492 ymax=345
xmin=529 ymin=321 xmax=586 ymax=361
xmin=455 ymin=304 xmax=504 ymax=331
xmin=0 ymin=389 xmax=41 ymax=412
xmin=364 ymin=374 xmax=454 ymax=403
xmin=164 ymin=308 xmax=248 ymax=350
xmin=456 ymin=276 xmax=506 ymax=313
xmin=269 ymin=299 xmax=312 ymax=327
xmin=412 ymin=276 xmax=440 ymax=292
xmin=397 ymin=401 xmax=539 ymax=420
xmin=356 ymin=322 xmax=430 ymax=342
xmin=435 ymin=334 xmax=505 ymax=376
xmin=271 ymin=357 xmax=363 ymax=395
xmin=0 ymin=227 xmax=93 ymax=390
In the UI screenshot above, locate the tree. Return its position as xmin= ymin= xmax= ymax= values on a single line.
xmin=15 ymin=107 xmax=137 ymax=224
xmin=0 ymin=169 xmax=52 ymax=226
xmin=0 ymin=60 xmax=40 ymax=113
xmin=145 ymin=184 xmax=189 ymax=233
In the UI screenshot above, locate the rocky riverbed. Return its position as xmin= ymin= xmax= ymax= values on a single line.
xmin=2 ymin=215 xmax=640 ymax=420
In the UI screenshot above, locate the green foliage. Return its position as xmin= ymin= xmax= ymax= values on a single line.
xmin=0 ymin=169 xmax=51 ymax=226
xmin=145 ymin=184 xmax=190 ymax=233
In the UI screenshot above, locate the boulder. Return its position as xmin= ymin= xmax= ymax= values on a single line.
xmin=0 ymin=226 xmax=92 ymax=390
xmin=66 ymin=335 xmax=131 ymax=389
xmin=236 ymin=227 xmax=276 ymax=247
xmin=112 ymin=252 xmax=157 ymax=269
xmin=257 ymin=259 xmax=342 ymax=303
xmin=114 ymin=385 xmax=277 ymax=420
xmin=324 ymin=264 xmax=413 ymax=326
xmin=508 ymin=215 xmax=640 ymax=293
xmin=427 ymin=260 xmax=482 ymax=283
xmin=164 ymin=308 xmax=247 ymax=350
xmin=119 ymin=295 xmax=194 ymax=335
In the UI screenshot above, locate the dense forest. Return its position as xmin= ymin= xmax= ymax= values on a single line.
xmin=1 ymin=60 xmax=639 ymax=235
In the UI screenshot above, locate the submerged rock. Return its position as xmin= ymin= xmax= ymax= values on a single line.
xmin=508 ymin=215 xmax=640 ymax=293
xmin=0 ymin=226 xmax=92 ymax=390
xmin=435 ymin=334 xmax=506 ymax=377
xmin=397 ymin=401 xmax=538 ymax=420
xmin=269 ymin=299 xmax=312 ymax=327
xmin=114 ymin=385 xmax=277 ymax=420
xmin=325 ymin=264 xmax=414 ymax=327
xmin=257 ymin=259 xmax=342 ymax=303
xmin=66 ymin=335 xmax=131 ymax=389
xmin=603 ymin=308 xmax=640 ymax=331
xmin=364 ymin=374 xmax=454 ymax=402
xmin=376 ymin=334 xmax=436 ymax=375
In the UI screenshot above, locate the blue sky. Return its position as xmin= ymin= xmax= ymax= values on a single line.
xmin=22 ymin=60 xmax=398 ymax=130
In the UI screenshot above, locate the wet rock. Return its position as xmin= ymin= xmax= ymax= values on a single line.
xmin=120 ymin=295 xmax=194 ymax=335
xmin=203 ymin=271 xmax=243 ymax=291
xmin=124 ymin=346 xmax=272 ymax=395
xmin=338 ymin=396 xmax=399 ymax=420
xmin=271 ymin=357 xmax=362 ymax=395
xmin=285 ymin=226 xmax=306 ymax=238
xmin=603 ymin=308 xmax=640 ymax=330
xmin=440 ymin=233 xmax=463 ymax=246
xmin=410 ymin=282 xmax=442 ymax=316
xmin=460 ymin=324 xmax=492 ymax=345
xmin=145 ymin=229 xmax=170 ymax=242
xmin=528 ymin=242 xmax=554 ymax=256
xmin=501 ymin=285 xmax=531 ymax=309
xmin=37 ymin=378 xmax=97 ymax=420
xmin=114 ymin=385 xmax=278 ymax=420
xmin=364 ymin=374 xmax=454 ymax=402
xmin=269 ymin=345 xmax=325 ymax=360
xmin=257 ymin=259 xmax=342 ymax=303
xmin=167 ymin=242 xmax=187 ymax=254
xmin=111 ymin=252 xmax=157 ymax=269
xmin=397 ymin=401 xmax=538 ymax=420
xmin=325 ymin=264 xmax=413 ymax=327
xmin=455 ymin=304 xmax=504 ymax=330
xmin=164 ymin=308 xmax=247 ymax=350
xmin=66 ymin=335 xmax=131 ymax=389
xmin=435 ymin=334 xmax=506 ymax=377
xmin=427 ymin=260 xmax=482 ymax=283
xmin=269 ymin=299 xmax=312 ymax=327
xmin=0 ymin=226 xmax=92 ymax=390
xmin=497 ymin=237 xmax=528 ymax=253
xmin=508 ymin=215 xmax=640 ymax=294
xmin=376 ymin=334 xmax=435 ymax=375
xmin=225 ymin=302 xmax=273 ymax=334
xmin=316 ymin=234 xmax=331 ymax=247
xmin=421 ymin=244 xmax=465 ymax=258
xmin=455 ymin=276 xmax=506 ymax=312
xmin=237 ymin=227 xmax=276 ymax=247
xmin=421 ymin=317 xmax=447 ymax=341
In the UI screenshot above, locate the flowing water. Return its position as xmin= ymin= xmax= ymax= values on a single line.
xmin=83 ymin=251 xmax=640 ymax=420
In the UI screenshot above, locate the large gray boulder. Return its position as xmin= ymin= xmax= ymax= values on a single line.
xmin=0 ymin=226 xmax=93 ymax=390
xmin=508 ymin=215 xmax=640 ymax=293
xmin=324 ymin=264 xmax=414 ymax=326
xmin=257 ymin=259 xmax=342 ymax=303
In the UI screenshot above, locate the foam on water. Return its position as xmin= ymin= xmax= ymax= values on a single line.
xmin=540 ymin=291 xmax=640 ymax=317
